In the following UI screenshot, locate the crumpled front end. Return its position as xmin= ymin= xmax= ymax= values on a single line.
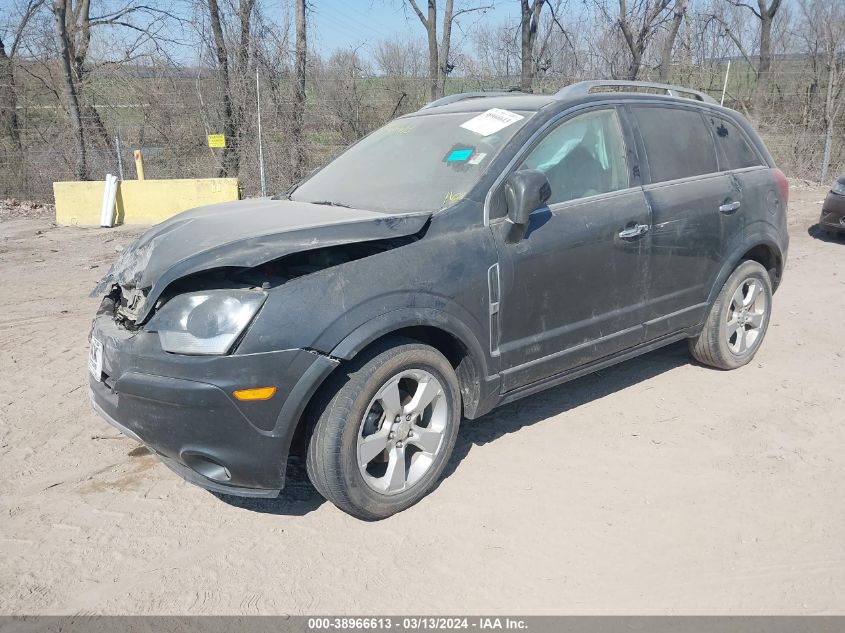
xmin=87 ymin=198 xmax=430 ymax=496
xmin=90 ymin=198 xmax=431 ymax=325
xmin=88 ymin=311 xmax=338 ymax=496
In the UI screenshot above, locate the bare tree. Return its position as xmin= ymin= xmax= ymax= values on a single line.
xmin=721 ymin=0 xmax=783 ymax=114
xmin=407 ymin=1 xmax=438 ymax=100
xmin=518 ymin=0 xmax=573 ymax=90
xmin=51 ymin=0 xmax=87 ymax=179
xmin=658 ymin=0 xmax=687 ymax=81
xmin=0 ymin=36 xmax=20 ymax=156
xmin=750 ymin=0 xmax=782 ymax=114
xmin=0 ymin=1 xmax=44 ymax=161
xmin=520 ymin=0 xmax=545 ymax=91
xmin=374 ymin=36 xmax=427 ymax=117
xmin=469 ymin=21 xmax=520 ymax=79
xmin=291 ymin=0 xmax=306 ymax=180
xmin=406 ymin=0 xmax=492 ymax=100
xmin=48 ymin=0 xmax=186 ymax=179
xmin=374 ymin=37 xmax=426 ymax=78
xmin=205 ymin=0 xmax=257 ymax=177
xmin=798 ymin=0 xmax=845 ymax=181
xmin=705 ymin=0 xmax=784 ymax=117
xmin=594 ymin=0 xmax=678 ymax=79
xmin=316 ymin=46 xmax=373 ymax=144
xmin=3 ymin=0 xmax=844 ymax=200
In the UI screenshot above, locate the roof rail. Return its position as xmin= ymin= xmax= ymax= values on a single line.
xmin=420 ymin=90 xmax=525 ymax=110
xmin=555 ymin=80 xmax=718 ymax=104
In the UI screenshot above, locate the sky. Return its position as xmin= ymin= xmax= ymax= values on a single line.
xmin=0 ymin=0 xmax=529 ymax=67
xmin=292 ymin=0 xmax=522 ymax=54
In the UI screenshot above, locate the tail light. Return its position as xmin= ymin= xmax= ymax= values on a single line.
xmin=772 ymin=168 xmax=789 ymax=205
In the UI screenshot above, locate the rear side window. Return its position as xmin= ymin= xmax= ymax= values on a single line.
xmin=705 ymin=115 xmax=764 ymax=170
xmin=632 ymin=106 xmax=718 ymax=183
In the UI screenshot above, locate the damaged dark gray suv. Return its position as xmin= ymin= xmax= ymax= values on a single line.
xmin=89 ymin=81 xmax=789 ymax=520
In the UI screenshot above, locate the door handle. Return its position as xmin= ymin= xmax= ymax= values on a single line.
xmin=719 ymin=200 xmax=741 ymax=214
xmin=618 ymin=223 xmax=650 ymax=239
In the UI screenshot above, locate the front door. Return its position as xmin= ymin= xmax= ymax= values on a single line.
xmin=490 ymin=107 xmax=652 ymax=392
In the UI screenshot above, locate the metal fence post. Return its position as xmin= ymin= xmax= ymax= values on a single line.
xmin=115 ymin=132 xmax=125 ymax=181
xmin=256 ymin=69 xmax=267 ymax=197
xmin=821 ymin=123 xmax=833 ymax=184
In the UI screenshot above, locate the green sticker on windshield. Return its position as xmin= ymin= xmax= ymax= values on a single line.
xmin=447 ymin=148 xmax=473 ymax=162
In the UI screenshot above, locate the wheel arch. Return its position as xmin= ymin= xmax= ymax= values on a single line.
xmin=286 ymin=309 xmax=494 ymax=458
xmin=707 ymin=234 xmax=785 ymax=308
xmin=329 ymin=308 xmax=492 ymax=419
xmin=739 ymin=242 xmax=784 ymax=291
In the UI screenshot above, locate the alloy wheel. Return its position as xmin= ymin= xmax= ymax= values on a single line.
xmin=726 ymin=278 xmax=768 ymax=355
xmin=356 ymin=369 xmax=449 ymax=495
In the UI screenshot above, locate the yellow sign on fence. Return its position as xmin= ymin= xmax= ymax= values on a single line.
xmin=207 ymin=134 xmax=226 ymax=148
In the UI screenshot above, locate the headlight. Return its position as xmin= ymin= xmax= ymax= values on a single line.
xmin=831 ymin=181 xmax=845 ymax=196
xmin=146 ymin=290 xmax=266 ymax=355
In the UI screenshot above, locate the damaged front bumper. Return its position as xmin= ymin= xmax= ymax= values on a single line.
xmin=88 ymin=314 xmax=338 ymax=497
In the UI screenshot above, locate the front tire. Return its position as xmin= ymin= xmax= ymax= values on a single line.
xmin=306 ymin=337 xmax=461 ymax=520
xmin=689 ymin=260 xmax=773 ymax=370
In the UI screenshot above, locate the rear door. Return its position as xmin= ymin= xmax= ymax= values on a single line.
xmin=703 ymin=112 xmax=771 ymax=238
xmin=629 ymin=104 xmax=740 ymax=339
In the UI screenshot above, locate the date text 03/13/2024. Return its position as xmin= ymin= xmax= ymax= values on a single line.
xmin=307 ymin=617 xmax=528 ymax=630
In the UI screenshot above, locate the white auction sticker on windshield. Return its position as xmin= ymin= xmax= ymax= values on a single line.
xmin=468 ymin=152 xmax=487 ymax=165
xmin=460 ymin=108 xmax=524 ymax=136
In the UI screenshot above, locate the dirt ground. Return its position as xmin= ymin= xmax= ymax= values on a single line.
xmin=1 ymin=185 xmax=843 ymax=615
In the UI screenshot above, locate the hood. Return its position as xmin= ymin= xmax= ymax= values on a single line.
xmin=93 ymin=198 xmax=431 ymax=322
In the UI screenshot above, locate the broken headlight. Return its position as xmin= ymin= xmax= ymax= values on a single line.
xmin=146 ymin=290 xmax=266 ymax=355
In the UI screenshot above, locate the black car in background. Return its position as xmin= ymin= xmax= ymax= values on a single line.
xmin=89 ymin=80 xmax=789 ymax=520
xmin=819 ymin=174 xmax=845 ymax=235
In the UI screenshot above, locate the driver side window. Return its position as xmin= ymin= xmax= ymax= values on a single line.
xmin=520 ymin=109 xmax=629 ymax=205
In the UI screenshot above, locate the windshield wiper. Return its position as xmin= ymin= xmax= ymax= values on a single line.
xmin=309 ymin=200 xmax=352 ymax=208
xmin=271 ymin=182 xmax=298 ymax=200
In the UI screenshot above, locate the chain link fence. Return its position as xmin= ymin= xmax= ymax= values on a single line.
xmin=0 ymin=67 xmax=842 ymax=202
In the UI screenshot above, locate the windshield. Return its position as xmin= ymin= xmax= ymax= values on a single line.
xmin=290 ymin=109 xmax=532 ymax=213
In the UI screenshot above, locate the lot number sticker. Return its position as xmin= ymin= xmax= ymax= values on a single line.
xmin=460 ymin=109 xmax=524 ymax=136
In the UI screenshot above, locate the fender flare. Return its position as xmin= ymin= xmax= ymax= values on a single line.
xmin=706 ymin=228 xmax=786 ymax=307
xmin=330 ymin=307 xmax=491 ymax=376
xmin=328 ymin=307 xmax=497 ymax=418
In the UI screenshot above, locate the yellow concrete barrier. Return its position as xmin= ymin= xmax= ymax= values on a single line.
xmin=53 ymin=178 xmax=240 ymax=226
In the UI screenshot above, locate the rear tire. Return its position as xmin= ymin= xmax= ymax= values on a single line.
xmin=689 ymin=260 xmax=773 ymax=370
xmin=306 ymin=337 xmax=461 ymax=520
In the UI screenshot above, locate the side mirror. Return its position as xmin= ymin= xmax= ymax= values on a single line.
xmin=504 ymin=169 xmax=552 ymax=226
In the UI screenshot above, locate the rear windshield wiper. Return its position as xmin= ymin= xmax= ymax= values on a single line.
xmin=309 ymin=200 xmax=352 ymax=208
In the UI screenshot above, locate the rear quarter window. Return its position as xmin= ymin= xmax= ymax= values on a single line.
xmin=632 ymin=106 xmax=718 ymax=183
xmin=705 ymin=115 xmax=764 ymax=170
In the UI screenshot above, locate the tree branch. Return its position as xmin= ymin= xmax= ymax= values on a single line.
xmin=406 ymin=0 xmax=428 ymax=28
xmin=10 ymin=0 xmax=45 ymax=58
xmin=706 ymin=13 xmax=759 ymax=76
